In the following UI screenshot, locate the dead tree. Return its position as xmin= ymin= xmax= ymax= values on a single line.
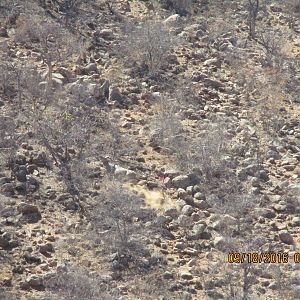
xmin=247 ymin=0 xmax=259 ymax=39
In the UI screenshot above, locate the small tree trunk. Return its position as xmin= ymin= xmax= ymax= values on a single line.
xmin=248 ymin=0 xmax=259 ymax=39
xmin=47 ymin=59 xmax=53 ymax=90
xmin=242 ymin=264 xmax=250 ymax=300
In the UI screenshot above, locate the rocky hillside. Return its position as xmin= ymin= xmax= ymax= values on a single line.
xmin=0 ymin=0 xmax=299 ymax=299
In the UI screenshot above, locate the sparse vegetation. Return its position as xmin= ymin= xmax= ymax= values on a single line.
xmin=120 ymin=20 xmax=178 ymax=76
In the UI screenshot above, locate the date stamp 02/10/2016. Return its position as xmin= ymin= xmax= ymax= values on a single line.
xmin=227 ymin=253 xmax=300 ymax=264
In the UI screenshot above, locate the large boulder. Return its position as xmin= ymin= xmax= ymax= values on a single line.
xmin=172 ymin=174 xmax=199 ymax=189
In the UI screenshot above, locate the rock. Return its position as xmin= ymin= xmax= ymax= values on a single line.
xmin=259 ymin=170 xmax=269 ymax=181
xmin=194 ymin=192 xmax=205 ymax=200
xmin=163 ymin=14 xmax=181 ymax=25
xmin=181 ymin=205 xmax=194 ymax=216
xmin=0 ymin=183 xmax=15 ymax=195
xmin=24 ymin=252 xmax=42 ymax=264
xmin=199 ymin=231 xmax=212 ymax=239
xmin=210 ymin=214 xmax=237 ymax=230
xmin=1 ymin=206 xmax=16 ymax=218
xmin=52 ymin=73 xmax=65 ymax=86
xmin=192 ymin=223 xmax=205 ymax=235
xmin=17 ymin=202 xmax=39 ymax=214
xmin=84 ymin=63 xmax=98 ymax=74
xmin=227 ymin=36 xmax=237 ymax=46
xmin=193 ymin=200 xmax=208 ymax=210
xmin=64 ymin=198 xmax=80 ymax=211
xmin=207 ymin=290 xmax=225 ymax=299
xmin=203 ymin=58 xmax=221 ymax=68
xmin=164 ymin=206 xmax=179 ymax=218
xmin=279 ymin=231 xmax=294 ymax=245
xmin=172 ymin=175 xmax=193 ymax=189
xmin=114 ymin=165 xmax=128 ymax=178
xmin=236 ymin=169 xmax=248 ymax=181
xmin=273 ymin=202 xmax=286 ymax=212
xmin=163 ymin=177 xmax=172 ymax=188
xmin=193 ymin=185 xmax=201 ymax=193
xmin=126 ymin=170 xmax=136 ymax=180
xmin=163 ymin=271 xmax=174 ymax=279
xmin=183 ymin=196 xmax=194 ymax=206
xmin=178 ymin=188 xmax=188 ymax=198
xmin=15 ymin=154 xmax=27 ymax=165
xmin=250 ymin=177 xmax=260 ymax=187
xmin=109 ymin=87 xmax=123 ymax=104
xmin=100 ymin=80 xmax=110 ymax=98
xmin=31 ymin=152 xmax=48 ymax=167
xmin=57 ymin=67 xmax=73 ymax=82
xmin=18 ymin=202 xmax=41 ymax=223
xmin=255 ymin=208 xmax=276 ymax=219
xmin=26 ymin=275 xmax=44 ymax=290
xmin=163 ymin=169 xmax=181 ymax=178
xmin=0 ymin=233 xmax=10 ymax=249
xmin=99 ymin=29 xmax=114 ymax=39
xmin=213 ymin=236 xmax=227 ymax=250
xmin=219 ymin=42 xmax=229 ymax=51
xmin=291 ymin=217 xmax=300 ymax=226
xmin=15 ymin=182 xmax=27 ymax=194
xmin=56 ymin=193 xmax=71 ymax=202
xmin=186 ymin=186 xmax=193 ymax=195
xmin=287 ymin=184 xmax=300 ymax=194
xmin=180 ymin=272 xmax=193 ymax=280
xmin=203 ymin=78 xmax=225 ymax=89
xmin=39 ymin=243 xmax=55 ymax=255
xmin=0 ymin=177 xmax=11 ymax=185
xmin=270 ymin=4 xmax=282 ymax=12
xmin=15 ymin=167 xmax=28 ymax=182
xmin=0 ymin=27 xmax=8 ymax=37
xmin=86 ymin=83 xmax=99 ymax=100
xmin=175 ymin=240 xmax=186 ymax=250
xmin=176 ymin=199 xmax=187 ymax=209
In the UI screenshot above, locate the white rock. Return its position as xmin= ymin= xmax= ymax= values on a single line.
xmin=164 ymin=14 xmax=181 ymax=25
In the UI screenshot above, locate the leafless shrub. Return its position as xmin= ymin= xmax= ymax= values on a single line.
xmin=32 ymin=100 xmax=101 ymax=195
xmin=0 ymin=43 xmax=26 ymax=105
xmin=221 ymin=237 xmax=268 ymax=300
xmin=55 ymin=0 xmax=84 ymax=26
xmin=206 ymin=17 xmax=235 ymax=47
xmin=257 ymin=28 xmax=285 ymax=67
xmin=210 ymin=192 xmax=260 ymax=237
xmin=191 ymin=122 xmax=233 ymax=180
xmin=44 ymin=266 xmax=115 ymax=300
xmin=151 ymin=93 xmax=183 ymax=156
xmin=266 ymin=264 xmax=299 ymax=300
xmin=0 ymin=61 xmax=18 ymax=101
xmin=156 ymin=0 xmax=193 ymax=14
xmin=0 ymin=290 xmax=17 ymax=300
xmin=129 ymin=272 xmax=174 ymax=299
xmin=0 ymin=116 xmax=19 ymax=169
xmin=284 ymin=0 xmax=300 ymax=29
xmin=120 ymin=20 xmax=177 ymax=76
xmin=90 ymin=180 xmax=153 ymax=270
xmin=14 ymin=16 xmax=79 ymax=95
xmin=152 ymin=95 xmax=235 ymax=184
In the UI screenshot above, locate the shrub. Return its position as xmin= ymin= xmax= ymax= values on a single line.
xmin=120 ymin=20 xmax=177 ymax=76
xmin=157 ymin=0 xmax=193 ymax=15
xmin=44 ymin=266 xmax=115 ymax=300
xmin=90 ymin=180 xmax=153 ymax=270
xmin=0 ymin=116 xmax=19 ymax=169
xmin=14 ymin=16 xmax=78 ymax=95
